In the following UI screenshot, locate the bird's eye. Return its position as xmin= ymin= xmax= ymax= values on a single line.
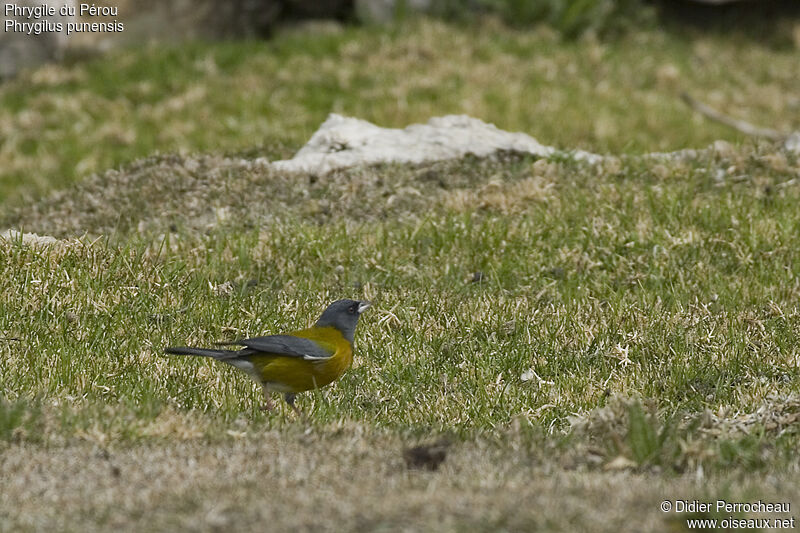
xmin=349 ymin=306 xmax=356 ymax=314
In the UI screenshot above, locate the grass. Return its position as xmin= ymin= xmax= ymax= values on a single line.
xmin=3 ymin=150 xmax=800 ymax=429
xmin=2 ymin=18 xmax=800 ymax=202
xmin=2 ymin=148 xmax=800 ymax=529
xmin=2 ymin=15 xmax=800 ymax=532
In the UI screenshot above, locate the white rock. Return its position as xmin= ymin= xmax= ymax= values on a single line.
xmin=0 ymin=229 xmax=61 ymax=247
xmin=268 ymin=114 xmax=601 ymax=174
xmin=784 ymin=131 xmax=800 ymax=154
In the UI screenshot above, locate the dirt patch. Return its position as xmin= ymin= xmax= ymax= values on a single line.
xmin=0 ymin=152 xmax=567 ymax=238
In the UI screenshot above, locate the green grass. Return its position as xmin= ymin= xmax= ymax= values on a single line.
xmin=2 ymin=16 xmax=800 ymax=532
xmin=2 ymin=150 xmax=799 ymax=446
xmin=2 ymin=18 xmax=799 ymax=203
xmin=3 ymin=149 xmax=800 ymax=529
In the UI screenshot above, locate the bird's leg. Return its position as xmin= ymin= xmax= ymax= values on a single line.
xmin=260 ymin=383 xmax=275 ymax=412
xmin=284 ymin=393 xmax=303 ymax=418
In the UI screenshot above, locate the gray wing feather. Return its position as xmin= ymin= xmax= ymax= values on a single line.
xmin=224 ymin=335 xmax=334 ymax=360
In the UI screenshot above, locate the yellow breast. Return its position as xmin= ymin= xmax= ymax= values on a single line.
xmin=248 ymin=326 xmax=353 ymax=393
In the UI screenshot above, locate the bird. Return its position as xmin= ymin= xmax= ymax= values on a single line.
xmin=164 ymin=299 xmax=370 ymax=413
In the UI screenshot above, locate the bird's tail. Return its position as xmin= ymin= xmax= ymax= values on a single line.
xmin=164 ymin=346 xmax=231 ymax=359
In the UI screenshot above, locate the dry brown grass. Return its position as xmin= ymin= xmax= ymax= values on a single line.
xmin=3 ymin=423 xmax=798 ymax=532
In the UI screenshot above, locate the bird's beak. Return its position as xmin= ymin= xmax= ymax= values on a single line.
xmin=357 ymin=301 xmax=372 ymax=314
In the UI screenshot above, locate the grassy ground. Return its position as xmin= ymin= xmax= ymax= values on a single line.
xmin=2 ymin=17 xmax=799 ymax=202
xmin=2 ymin=16 xmax=800 ymax=532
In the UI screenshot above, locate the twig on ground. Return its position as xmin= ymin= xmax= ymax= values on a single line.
xmin=680 ymin=91 xmax=785 ymax=141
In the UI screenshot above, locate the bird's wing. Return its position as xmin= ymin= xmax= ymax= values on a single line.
xmin=223 ymin=334 xmax=335 ymax=361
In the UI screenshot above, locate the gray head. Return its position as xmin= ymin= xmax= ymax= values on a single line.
xmin=315 ymin=299 xmax=371 ymax=344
